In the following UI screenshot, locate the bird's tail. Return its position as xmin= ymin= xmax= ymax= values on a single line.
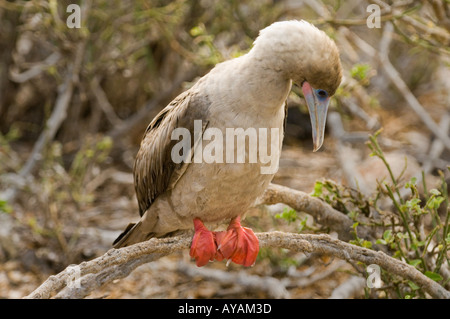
xmin=113 ymin=208 xmax=159 ymax=248
xmin=112 ymin=221 xmax=155 ymax=248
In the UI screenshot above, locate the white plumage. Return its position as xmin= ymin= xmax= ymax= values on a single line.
xmin=113 ymin=20 xmax=342 ymax=267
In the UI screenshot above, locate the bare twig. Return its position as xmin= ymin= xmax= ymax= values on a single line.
xmin=370 ymin=0 xmax=450 ymax=44
xmin=19 ymin=46 xmax=83 ymax=179
xmin=286 ymin=260 xmax=347 ymax=289
xmin=3 ymin=41 xmax=86 ymax=202
xmin=90 ymin=76 xmax=123 ymax=126
xmin=24 ymin=231 xmax=450 ymax=299
xmin=329 ymin=276 xmax=366 ymax=299
xmin=422 ymin=113 xmax=450 ymax=174
xmin=341 ymin=24 xmax=450 ymax=151
xmin=398 ymin=113 xmax=450 ymax=201
xmin=106 ymin=68 xmax=198 ymax=140
xmin=26 ymin=234 xmax=189 ymax=299
xmin=178 ymin=262 xmax=290 ymax=299
xmin=327 ymin=112 xmax=368 ymax=192
xmin=257 ymin=183 xmax=360 ymax=241
xmin=343 ymin=98 xmax=380 ymax=131
xmin=9 ymin=51 xmax=61 ymax=83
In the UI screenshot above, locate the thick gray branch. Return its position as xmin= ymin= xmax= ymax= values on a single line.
xmin=25 ymin=231 xmax=450 ymax=299
xmin=258 ymin=183 xmax=364 ymax=241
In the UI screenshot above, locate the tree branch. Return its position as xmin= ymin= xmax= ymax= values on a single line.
xmin=106 ymin=68 xmax=198 ymax=140
xmin=25 ymin=230 xmax=450 ymax=299
xmin=340 ymin=24 xmax=450 ymax=151
xmin=258 ymin=183 xmax=373 ymax=241
xmin=177 ymin=262 xmax=290 ymax=299
xmin=3 ymin=14 xmax=89 ymax=203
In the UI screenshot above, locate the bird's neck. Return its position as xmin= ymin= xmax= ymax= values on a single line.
xmin=229 ymin=54 xmax=292 ymax=114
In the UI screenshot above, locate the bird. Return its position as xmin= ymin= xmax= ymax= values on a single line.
xmin=113 ymin=20 xmax=343 ymax=267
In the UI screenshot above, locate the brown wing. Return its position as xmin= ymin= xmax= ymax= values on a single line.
xmin=133 ymin=90 xmax=210 ymax=216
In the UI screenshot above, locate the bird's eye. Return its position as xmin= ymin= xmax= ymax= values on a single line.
xmin=316 ymin=89 xmax=328 ymax=99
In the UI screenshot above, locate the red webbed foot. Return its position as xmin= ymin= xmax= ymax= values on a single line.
xmin=190 ymin=218 xmax=217 ymax=267
xmin=215 ymin=216 xmax=259 ymax=267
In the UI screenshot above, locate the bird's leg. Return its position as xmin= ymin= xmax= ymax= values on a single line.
xmin=215 ymin=216 xmax=259 ymax=267
xmin=190 ymin=218 xmax=217 ymax=267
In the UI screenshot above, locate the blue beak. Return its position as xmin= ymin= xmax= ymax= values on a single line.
xmin=301 ymin=81 xmax=330 ymax=152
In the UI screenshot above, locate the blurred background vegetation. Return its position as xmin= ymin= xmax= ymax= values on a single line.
xmin=0 ymin=0 xmax=449 ymax=298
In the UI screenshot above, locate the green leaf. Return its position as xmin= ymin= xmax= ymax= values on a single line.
xmin=362 ymin=240 xmax=372 ymax=249
xmin=429 ymin=189 xmax=441 ymax=196
xmin=97 ymin=136 xmax=113 ymax=150
xmin=0 ymin=199 xmax=12 ymax=214
xmin=190 ymin=25 xmax=205 ymax=37
xmin=408 ymin=281 xmax=420 ymax=290
xmin=432 ymin=197 xmax=444 ymax=209
xmin=408 ymin=259 xmax=422 ymax=267
xmin=275 ymin=207 xmax=298 ymax=224
xmin=426 ymin=195 xmax=444 ymax=210
xmin=416 ymin=240 xmax=426 ymax=247
xmin=424 ymin=271 xmax=443 ymax=282
xmin=350 ymin=63 xmax=371 ymax=81
xmin=405 ymin=198 xmax=421 ymax=208
xmin=311 ymin=181 xmax=323 ymax=197
xmin=297 ymin=217 xmax=308 ymax=233
xmin=396 ymin=232 xmax=407 ymax=240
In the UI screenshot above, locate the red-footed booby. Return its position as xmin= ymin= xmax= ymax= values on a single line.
xmin=113 ymin=20 xmax=343 ymax=267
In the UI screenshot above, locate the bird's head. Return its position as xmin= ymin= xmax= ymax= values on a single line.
xmin=253 ymin=20 xmax=343 ymax=151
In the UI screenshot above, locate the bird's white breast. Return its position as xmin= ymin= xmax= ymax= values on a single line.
xmin=149 ymin=55 xmax=290 ymax=234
